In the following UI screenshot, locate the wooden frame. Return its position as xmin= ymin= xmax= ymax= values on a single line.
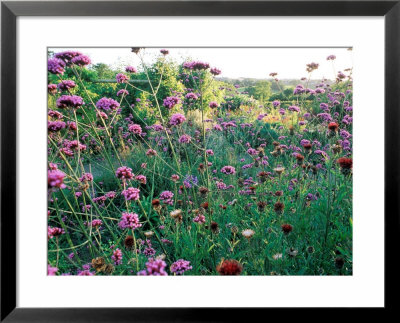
xmin=1 ymin=1 xmax=399 ymax=321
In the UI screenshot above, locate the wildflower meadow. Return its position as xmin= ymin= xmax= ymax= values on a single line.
xmin=47 ymin=48 xmax=352 ymax=276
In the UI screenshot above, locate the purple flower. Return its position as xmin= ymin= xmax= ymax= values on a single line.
xmin=185 ymin=92 xmax=198 ymax=100
xmin=71 ymin=55 xmax=91 ymax=66
xmin=288 ymin=105 xmax=300 ymax=113
xmin=111 ymin=248 xmax=123 ymax=265
xmin=96 ymin=97 xmax=120 ymax=111
xmin=48 ymin=169 xmax=66 ymax=189
xmin=79 ymin=172 xmax=93 ymax=182
xmin=117 ymin=89 xmax=129 ymax=96
xmin=169 ymin=113 xmax=186 ymax=126
xmin=183 ymin=61 xmax=210 ymax=70
xmin=183 ymin=175 xmax=198 ymax=189
xmin=317 ymin=113 xmax=333 ymax=122
xmin=210 ymin=67 xmax=221 ymax=75
xmin=137 ymin=258 xmax=168 ymax=276
xmin=48 ymin=121 xmax=66 ymax=132
xmin=159 ymin=191 xmax=174 ymax=205
xmin=48 ymin=84 xmax=58 ymax=94
xmin=209 ymin=101 xmax=219 ymax=108
xmin=170 ymin=259 xmax=192 ymax=275
xmin=48 ymin=58 xmax=66 ymax=75
xmin=48 ymin=265 xmax=58 ymax=276
xmin=340 ymin=129 xmax=351 ymax=139
xmin=56 ymin=95 xmax=84 ymax=109
xmin=118 ymin=212 xmax=142 ymax=230
xmin=116 ymin=166 xmax=134 ymax=181
xmin=272 ymin=100 xmax=281 ymax=107
xmin=125 ymin=66 xmax=137 ymax=73
xmin=128 ymin=124 xmax=142 ymax=135
xmin=221 ymin=166 xmax=236 ymax=175
xmin=179 ymin=134 xmax=191 ymax=143
xmin=163 ymin=96 xmax=180 ymax=109
xmin=116 ymin=73 xmax=129 ymax=83
xmin=57 ymin=80 xmax=76 ymax=91
xmin=54 ymin=51 xmax=82 ymax=64
xmin=122 ymin=187 xmax=140 ymax=201
xmin=160 ymin=49 xmax=169 ymax=55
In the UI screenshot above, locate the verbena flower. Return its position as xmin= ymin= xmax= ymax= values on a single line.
xmin=118 ymin=212 xmax=142 ymax=230
xmin=56 ymin=95 xmax=84 ymax=109
xmin=48 ymin=58 xmax=66 ymax=75
xmin=169 ymin=113 xmax=186 ymax=126
xmin=170 ymin=259 xmax=192 ymax=275
xmin=96 ymin=97 xmax=120 ymax=111
xmin=122 ymin=187 xmax=140 ymax=201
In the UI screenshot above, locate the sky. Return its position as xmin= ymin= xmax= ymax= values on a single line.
xmin=50 ymin=47 xmax=353 ymax=80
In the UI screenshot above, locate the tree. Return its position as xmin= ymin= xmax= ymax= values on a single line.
xmin=245 ymin=80 xmax=272 ymax=104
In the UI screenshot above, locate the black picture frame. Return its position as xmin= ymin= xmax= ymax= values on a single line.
xmin=1 ymin=0 xmax=399 ymax=321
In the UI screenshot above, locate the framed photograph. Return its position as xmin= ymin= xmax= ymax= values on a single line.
xmin=1 ymin=0 xmax=398 ymax=321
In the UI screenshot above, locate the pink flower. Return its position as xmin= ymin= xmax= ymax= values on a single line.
xmin=122 ymin=187 xmax=140 ymax=201
xmin=48 ymin=169 xmax=66 ymax=189
xmin=159 ymin=190 xmax=174 ymax=205
xmin=116 ymin=166 xmax=134 ymax=181
xmin=221 ymin=166 xmax=236 ymax=175
xmin=48 ymin=265 xmax=58 ymax=276
xmin=112 ymin=248 xmax=123 ymax=265
xmin=116 ymin=73 xmax=129 ymax=83
xmin=170 ymin=259 xmax=192 ymax=275
xmin=169 ymin=113 xmax=186 ymax=126
xmin=129 ymin=124 xmax=142 ymax=135
xmin=135 ymin=175 xmax=147 ymax=184
xmin=119 ymin=212 xmax=142 ymax=230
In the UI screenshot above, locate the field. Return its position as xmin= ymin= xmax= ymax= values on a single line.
xmin=47 ymin=48 xmax=352 ymax=276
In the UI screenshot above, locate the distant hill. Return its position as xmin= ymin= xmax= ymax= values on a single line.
xmin=216 ymin=77 xmax=333 ymax=92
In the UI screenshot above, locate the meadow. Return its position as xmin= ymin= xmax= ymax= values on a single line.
xmin=47 ymin=48 xmax=352 ymax=276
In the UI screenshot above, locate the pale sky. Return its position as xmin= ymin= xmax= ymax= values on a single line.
xmin=50 ymin=47 xmax=353 ymax=80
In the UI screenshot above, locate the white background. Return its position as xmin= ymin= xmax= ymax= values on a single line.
xmin=17 ymin=17 xmax=384 ymax=307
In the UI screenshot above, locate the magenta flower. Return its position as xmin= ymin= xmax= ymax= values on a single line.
xmin=135 ymin=174 xmax=147 ymax=184
xmin=71 ymin=54 xmax=91 ymax=66
xmin=125 ymin=66 xmax=137 ymax=73
xmin=116 ymin=73 xmax=129 ymax=83
xmin=170 ymin=259 xmax=192 ymax=275
xmin=48 ymin=169 xmax=67 ymax=189
xmin=169 ymin=113 xmax=186 ymax=126
xmin=79 ymin=172 xmax=93 ymax=182
xmin=118 ymin=212 xmax=142 ymax=230
xmin=159 ymin=190 xmax=174 ymax=205
xmin=48 ymin=121 xmax=66 ymax=132
xmin=221 ymin=166 xmax=236 ymax=175
xmin=209 ymin=101 xmax=219 ymax=108
xmin=210 ymin=67 xmax=221 ymax=75
xmin=96 ymin=97 xmax=120 ymax=111
xmin=183 ymin=61 xmax=210 ymax=70
xmin=47 ymin=265 xmax=58 ymax=276
xmin=122 ymin=187 xmax=140 ymax=201
xmin=137 ymin=258 xmax=168 ymax=276
xmin=48 ymin=226 xmax=65 ymax=239
xmin=117 ymin=89 xmax=129 ymax=96
xmin=128 ymin=124 xmax=142 ymax=135
xmin=54 ymin=51 xmax=82 ymax=64
xmin=111 ymin=248 xmax=123 ymax=265
xmin=163 ymin=96 xmax=180 ymax=109
xmin=185 ymin=92 xmax=198 ymax=100
xmin=115 ymin=166 xmax=135 ymax=180
xmin=48 ymin=58 xmax=66 ymax=75
xmin=179 ymin=134 xmax=191 ymax=143
xmin=56 ymin=95 xmax=84 ymax=109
